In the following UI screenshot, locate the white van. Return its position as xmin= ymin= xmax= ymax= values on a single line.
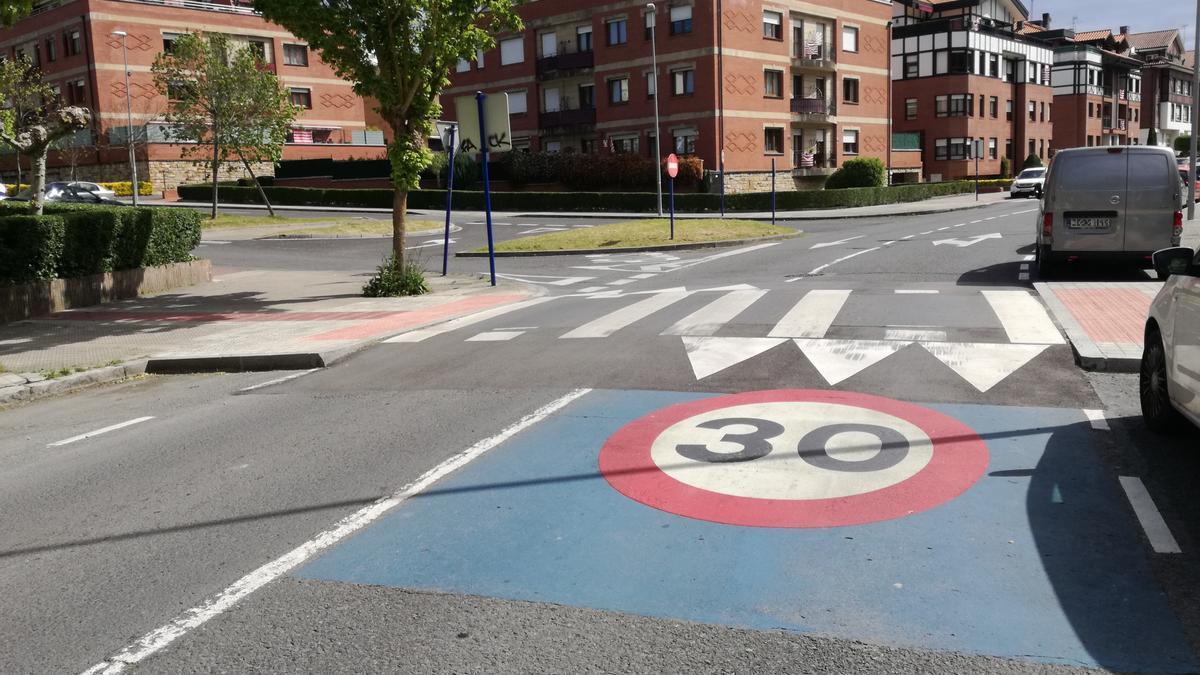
xmin=1036 ymin=146 xmax=1183 ymax=277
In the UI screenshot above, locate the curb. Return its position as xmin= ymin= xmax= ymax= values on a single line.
xmin=256 ymin=224 xmax=461 ymax=240
xmin=455 ymin=231 xmax=803 ymax=258
xmin=1033 ymin=282 xmax=1142 ymax=373
xmin=0 ymin=360 xmax=148 ymax=407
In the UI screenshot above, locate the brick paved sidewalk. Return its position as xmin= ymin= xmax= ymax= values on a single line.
xmin=1034 ymin=281 xmax=1160 ymax=372
xmin=0 ymin=268 xmax=534 ymax=377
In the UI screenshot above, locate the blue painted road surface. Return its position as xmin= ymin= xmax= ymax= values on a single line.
xmin=298 ymin=389 xmax=1195 ymax=673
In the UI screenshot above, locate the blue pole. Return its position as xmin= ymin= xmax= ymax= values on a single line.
xmin=719 ymin=168 xmax=725 ymax=218
xmin=442 ymin=124 xmax=456 ymax=276
xmin=669 ymin=177 xmax=675 ymax=240
xmin=476 ymin=92 xmax=496 ymax=286
xmin=771 ymin=157 xmax=776 ymax=225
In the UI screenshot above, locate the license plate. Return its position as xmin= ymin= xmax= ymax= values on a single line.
xmin=1067 ymin=216 xmax=1111 ymax=229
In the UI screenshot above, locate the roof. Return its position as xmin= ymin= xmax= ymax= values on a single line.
xmin=1125 ymin=29 xmax=1179 ymax=50
xmin=1017 ymin=23 xmax=1045 ymax=35
xmin=1072 ymin=29 xmax=1112 ymax=42
xmin=1186 ymin=51 xmax=1196 ymax=68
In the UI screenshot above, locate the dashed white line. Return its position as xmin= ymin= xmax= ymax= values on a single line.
xmin=238 ymin=369 xmax=320 ymax=393
xmin=607 ymin=278 xmax=636 ymax=286
xmin=895 ymin=289 xmax=939 ymax=294
xmin=629 ymin=273 xmax=657 ymax=279
xmin=1023 ymin=254 xmax=1036 ymax=261
xmin=953 ymin=223 xmax=965 ymax=227
xmin=48 ymin=417 xmax=155 ymax=447
xmin=901 ymin=234 xmax=915 ymax=240
xmin=936 ymin=226 xmax=951 ymax=231
xmin=970 ymin=219 xmax=984 ymax=224
xmin=796 ymin=247 xmax=882 ymax=278
xmin=79 ymin=388 xmax=593 ymax=675
xmin=1082 ymin=409 xmax=1110 ymax=431
xmin=577 ymin=286 xmax=606 ymax=293
xmin=466 ymin=330 xmax=525 ymax=341
xmin=1119 ymin=476 xmax=1182 ymax=554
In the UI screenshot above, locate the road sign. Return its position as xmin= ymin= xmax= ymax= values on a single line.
xmin=453 ymin=93 xmax=512 ymax=155
xmin=666 ymin=153 xmax=679 ymax=178
xmin=599 ymin=389 xmax=989 ymax=528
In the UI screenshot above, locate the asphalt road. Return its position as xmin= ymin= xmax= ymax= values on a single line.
xmin=3 ymin=199 xmax=1197 ymax=674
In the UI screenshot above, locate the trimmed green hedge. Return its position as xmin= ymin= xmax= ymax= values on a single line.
xmin=0 ymin=205 xmax=201 ymax=285
xmin=178 ymin=181 xmax=979 ymax=213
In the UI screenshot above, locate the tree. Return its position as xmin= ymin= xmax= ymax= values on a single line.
xmin=151 ymin=32 xmax=295 ymax=218
xmin=1022 ymin=153 xmax=1043 ymax=169
xmin=0 ymin=57 xmax=91 ymax=215
xmin=0 ymin=0 xmax=31 ymax=27
xmin=253 ymin=0 xmax=522 ymax=268
xmin=1175 ymin=135 xmax=1192 ymax=156
xmin=1146 ymin=127 xmax=1158 ymax=147
xmin=999 ymin=156 xmax=1011 ymax=179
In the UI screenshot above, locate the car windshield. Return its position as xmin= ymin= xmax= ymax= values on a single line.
xmin=1018 ymin=169 xmax=1045 ymax=179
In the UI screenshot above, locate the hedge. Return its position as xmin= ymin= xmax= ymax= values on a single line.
xmin=178 ymin=180 xmax=980 ymax=213
xmin=0 ymin=205 xmax=201 ymax=285
xmin=100 ymin=181 xmax=154 ymax=197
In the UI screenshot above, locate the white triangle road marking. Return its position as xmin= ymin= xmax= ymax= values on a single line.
xmin=920 ymin=342 xmax=1050 ymax=392
xmin=795 ymin=339 xmax=912 ymax=385
xmin=682 ymin=337 xmax=787 ymax=380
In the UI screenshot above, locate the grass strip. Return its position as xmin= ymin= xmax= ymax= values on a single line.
xmin=482 ymin=219 xmax=794 ymax=252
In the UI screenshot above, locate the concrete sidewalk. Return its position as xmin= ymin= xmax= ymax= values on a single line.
xmin=0 ymin=268 xmax=534 ymax=402
xmin=1034 ymin=281 xmax=1158 ymax=372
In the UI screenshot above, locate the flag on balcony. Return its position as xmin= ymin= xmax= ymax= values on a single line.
xmin=291 ymin=129 xmax=313 ymax=144
xmin=1119 ymin=89 xmax=1126 ymax=101
xmin=916 ymin=1 xmax=934 ymax=12
xmin=804 ymin=38 xmax=821 ymax=58
xmin=800 ymin=152 xmax=815 ymax=167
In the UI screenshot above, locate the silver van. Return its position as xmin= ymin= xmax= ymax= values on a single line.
xmin=1036 ymin=146 xmax=1183 ymax=277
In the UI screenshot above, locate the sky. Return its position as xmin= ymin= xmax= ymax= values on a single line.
xmin=1031 ymin=0 xmax=1195 ymax=48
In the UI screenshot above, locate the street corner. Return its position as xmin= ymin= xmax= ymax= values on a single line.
xmin=294 ymin=389 xmax=1195 ymax=673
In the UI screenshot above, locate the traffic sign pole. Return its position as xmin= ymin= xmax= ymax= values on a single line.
xmin=666 ymin=153 xmax=679 ymax=240
xmin=442 ymin=123 xmax=456 ymax=277
xmin=476 ymin=92 xmax=496 ymax=286
xmin=669 ymin=177 xmax=675 ymax=240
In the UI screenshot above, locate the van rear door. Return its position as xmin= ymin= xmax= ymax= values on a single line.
xmin=1124 ymin=150 xmax=1179 ymax=253
xmin=1052 ymin=149 xmax=1127 ymax=253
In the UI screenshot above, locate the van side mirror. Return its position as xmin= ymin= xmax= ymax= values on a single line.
xmin=1153 ymin=247 xmax=1197 ymax=278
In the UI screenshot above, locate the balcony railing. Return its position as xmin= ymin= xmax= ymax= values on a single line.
xmin=792 ymin=39 xmax=835 ymax=64
xmin=790 ymin=97 xmax=835 ymax=116
xmin=110 ymin=0 xmax=260 ymax=15
xmin=538 ymin=107 xmax=596 ymax=130
xmin=536 ymin=51 xmax=595 ymax=79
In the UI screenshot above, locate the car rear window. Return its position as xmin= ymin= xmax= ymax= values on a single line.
xmin=1128 ymin=153 xmax=1173 ymax=189
xmin=1054 ymin=153 xmax=1126 ymax=191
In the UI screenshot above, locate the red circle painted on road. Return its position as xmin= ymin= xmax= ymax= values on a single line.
xmin=598 ymin=389 xmax=989 ymax=528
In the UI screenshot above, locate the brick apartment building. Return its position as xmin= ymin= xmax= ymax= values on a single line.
xmin=1127 ymin=29 xmax=1194 ymax=151
xmin=890 ymin=0 xmax=1054 ymax=182
xmin=1030 ymin=26 xmax=1143 ymax=152
xmin=441 ymin=0 xmax=895 ymax=193
xmin=0 ymin=0 xmax=386 ymax=189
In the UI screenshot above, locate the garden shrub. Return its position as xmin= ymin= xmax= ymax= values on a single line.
xmin=825 ymin=157 xmax=886 ymax=189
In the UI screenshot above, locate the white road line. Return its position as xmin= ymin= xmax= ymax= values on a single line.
xmin=79 ymin=389 xmax=593 ymax=675
xmin=561 ymin=290 xmax=690 ymax=338
xmin=952 ymin=223 xmax=965 ymax=227
xmin=970 ymin=219 xmax=984 ymax=224
xmin=466 ymin=330 xmax=525 ymax=342
xmin=981 ymin=290 xmax=1065 ymax=344
xmin=238 ymin=369 xmax=320 ymax=393
xmin=1083 ymin=409 xmax=1110 ymax=431
xmin=662 ymin=289 xmax=767 ymax=336
xmin=901 ymin=234 xmax=915 ymax=240
xmin=768 ymin=289 xmax=852 ymax=338
xmin=1023 ymin=254 xmax=1035 ymax=261
xmin=796 ymin=247 xmax=882 ymax=278
xmin=1119 ymin=477 xmax=1182 ymax=554
xmin=577 ymin=286 xmax=606 ymax=293
xmin=937 ymin=226 xmax=950 ymax=231
xmin=630 ymin=273 xmax=657 ymax=279
xmin=895 ymin=289 xmax=939 ymax=294
xmin=885 ymin=328 xmax=947 ymax=341
xmin=607 ymin=278 xmax=637 ymax=286
xmin=384 ymin=297 xmax=555 ymax=343
xmin=984 ymin=216 xmax=997 ymax=221
xmin=920 ymin=230 xmax=934 ymax=235
xmin=48 ymin=417 xmax=155 ymax=448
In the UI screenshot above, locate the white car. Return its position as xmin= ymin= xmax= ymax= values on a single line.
xmin=0 ymin=183 xmax=7 ymax=201
xmin=1141 ymin=246 xmax=1200 ymax=431
xmin=66 ymin=181 xmax=116 ymax=199
xmin=1009 ymin=167 xmax=1046 ymax=198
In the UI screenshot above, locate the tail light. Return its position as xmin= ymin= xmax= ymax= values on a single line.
xmin=1174 ymin=211 xmax=1184 ymax=238
xmin=1042 ymin=213 xmax=1053 ymax=238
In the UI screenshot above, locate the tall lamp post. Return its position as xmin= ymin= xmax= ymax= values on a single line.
xmin=647 ymin=3 xmax=663 ymax=216
xmin=112 ymin=31 xmax=139 ymax=207
xmin=1190 ymin=7 xmax=1199 ymax=220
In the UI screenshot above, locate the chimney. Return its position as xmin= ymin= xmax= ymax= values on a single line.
xmin=1041 ymin=12 xmax=1051 ymax=28
xmin=1120 ymin=26 xmax=1129 ymax=35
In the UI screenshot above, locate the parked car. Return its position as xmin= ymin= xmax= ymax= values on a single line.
xmin=1009 ymin=167 xmax=1046 ymax=198
xmin=65 ymin=181 xmax=116 ymax=200
xmin=1141 ymin=246 xmax=1200 ymax=432
xmin=1035 ymin=146 xmax=1183 ymax=277
xmin=10 ymin=183 xmax=126 ymax=206
xmin=1180 ymin=168 xmax=1200 ymax=204
xmin=0 ymin=183 xmax=7 ymax=201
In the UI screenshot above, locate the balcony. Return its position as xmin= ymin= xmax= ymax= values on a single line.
xmin=790 ymin=97 xmax=836 ymax=120
xmin=792 ymin=152 xmax=836 ymax=177
xmin=538 ymin=107 xmax=596 ymax=133
xmin=1102 ymin=118 xmax=1129 ymax=132
xmin=791 ymin=39 xmax=836 ymax=70
xmin=536 ymin=51 xmax=594 ymax=80
xmin=108 ymin=0 xmax=261 ymax=14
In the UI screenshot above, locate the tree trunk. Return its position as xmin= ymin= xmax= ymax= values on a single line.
xmin=14 ymin=151 xmax=21 ymax=188
xmin=28 ymin=146 xmax=48 ymax=216
xmin=210 ymin=120 xmax=220 ymax=219
xmin=239 ymin=153 xmax=274 ymax=217
xmin=392 ymin=188 xmax=407 ymax=268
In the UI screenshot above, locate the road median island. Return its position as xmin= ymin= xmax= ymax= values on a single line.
xmin=458 ymin=219 xmax=799 ymax=257
xmin=200 ymin=214 xmax=440 ymax=238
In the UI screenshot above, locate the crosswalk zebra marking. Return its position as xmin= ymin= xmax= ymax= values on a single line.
xmin=384 ymin=297 xmax=555 ymax=343
xmin=466 ymin=330 xmax=525 ymax=342
xmin=561 ymin=290 xmax=691 ymax=339
xmin=662 ymin=289 xmax=768 ymax=337
xmin=981 ymin=290 xmax=1064 ymax=345
xmin=767 ymin=290 xmax=851 ymax=338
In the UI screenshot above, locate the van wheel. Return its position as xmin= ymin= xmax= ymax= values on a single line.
xmin=1140 ymin=330 xmax=1182 ymax=433
xmin=1036 ymin=245 xmax=1055 ymax=279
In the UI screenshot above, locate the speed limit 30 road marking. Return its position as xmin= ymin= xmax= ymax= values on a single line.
xmin=599 ymin=389 xmax=989 ymax=528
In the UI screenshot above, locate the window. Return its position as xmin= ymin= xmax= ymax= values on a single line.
xmin=611 ymin=135 xmax=638 ymax=153
xmin=456 ymin=58 xmax=471 ymax=73
xmin=672 ymin=68 xmax=694 ymax=96
xmin=1005 ymin=99 xmax=1012 ymax=121
xmin=579 ymin=84 xmax=595 ymax=108
xmin=904 ymin=54 xmax=918 ymax=79
xmin=1029 ymin=139 xmax=1035 ymax=156
xmin=163 ymin=33 xmax=178 ymax=53
xmin=764 ymin=127 xmax=784 ymax=153
xmin=166 ymin=80 xmax=191 ymax=101
xmin=577 ymin=26 xmax=593 ymax=52
xmin=500 ymin=37 xmax=524 ymax=65
xmin=476 ymin=49 xmax=485 ymax=69
xmin=842 ymin=77 xmax=859 ymax=104
xmin=841 ymin=26 xmax=858 ymax=53
xmin=988 ymin=138 xmax=997 ymax=160
xmin=670 ymin=5 xmax=692 ymax=35
xmin=1028 ymin=101 xmax=1035 ymax=122
xmin=905 ymin=98 xmax=917 ymax=120
xmin=248 ymin=40 xmax=269 ymax=62
xmin=935 ymin=95 xmax=948 ymax=117
xmin=948 ymin=49 xmax=970 ymax=74
xmin=842 ymin=129 xmax=859 ymax=155
xmin=1087 ymin=102 xmax=1093 ymax=118
xmin=646 ymin=71 xmax=656 ymax=98
xmin=289 ymin=88 xmax=312 ymax=108
xmin=507 ymin=90 xmax=527 ymax=115
xmin=948 ymin=94 xmax=968 ymax=117
xmin=763 ymin=11 xmax=782 ymax=40
xmin=1005 ymin=138 xmax=1012 ymax=159
xmin=948 ymin=138 xmax=969 ymax=160
xmin=65 ymin=30 xmax=81 ymax=56
xmin=607 ymin=19 xmax=628 ymax=46
xmin=283 ymin=44 xmax=308 ymax=66
xmin=581 ymin=139 xmax=596 ymax=154
xmin=673 ymin=130 xmax=697 ymax=154
xmin=644 ymin=10 xmax=655 ymax=41
xmin=66 ymin=79 xmax=85 ymax=105
xmin=989 ymin=96 xmax=998 ymax=118
xmin=608 ymin=77 xmax=629 ymax=104
xmin=45 ymin=37 xmax=55 ymax=62
xmin=988 ymin=53 xmax=999 ymax=77
xmin=1039 ymin=101 xmax=1046 ymax=122
xmin=764 ymin=70 xmax=783 ymax=98
xmin=935 ymin=138 xmax=948 ymax=161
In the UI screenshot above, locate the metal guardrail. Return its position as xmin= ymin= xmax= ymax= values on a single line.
xmin=790 ymin=98 xmax=835 ymax=116
xmin=539 ymin=107 xmax=596 ymax=129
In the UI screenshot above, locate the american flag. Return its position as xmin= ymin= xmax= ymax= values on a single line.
xmin=800 ymin=152 xmax=815 ymax=168
xmin=291 ymin=129 xmax=313 ymax=144
xmin=804 ymin=39 xmax=821 ymax=58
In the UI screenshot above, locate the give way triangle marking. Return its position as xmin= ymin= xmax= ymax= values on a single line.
xmin=920 ymin=342 xmax=1050 ymax=392
xmin=682 ymin=337 xmax=787 ymax=380
xmin=794 ymin=339 xmax=913 ymax=385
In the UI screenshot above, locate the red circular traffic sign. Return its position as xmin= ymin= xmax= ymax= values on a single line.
xmin=598 ymin=390 xmax=989 ymax=528
xmin=666 ymin=153 xmax=679 ymax=178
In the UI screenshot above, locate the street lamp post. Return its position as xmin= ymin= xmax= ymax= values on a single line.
xmin=112 ymin=31 xmax=139 ymax=207
xmin=647 ymin=3 xmax=663 ymax=217
xmin=1190 ymin=6 xmax=1199 ymax=220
